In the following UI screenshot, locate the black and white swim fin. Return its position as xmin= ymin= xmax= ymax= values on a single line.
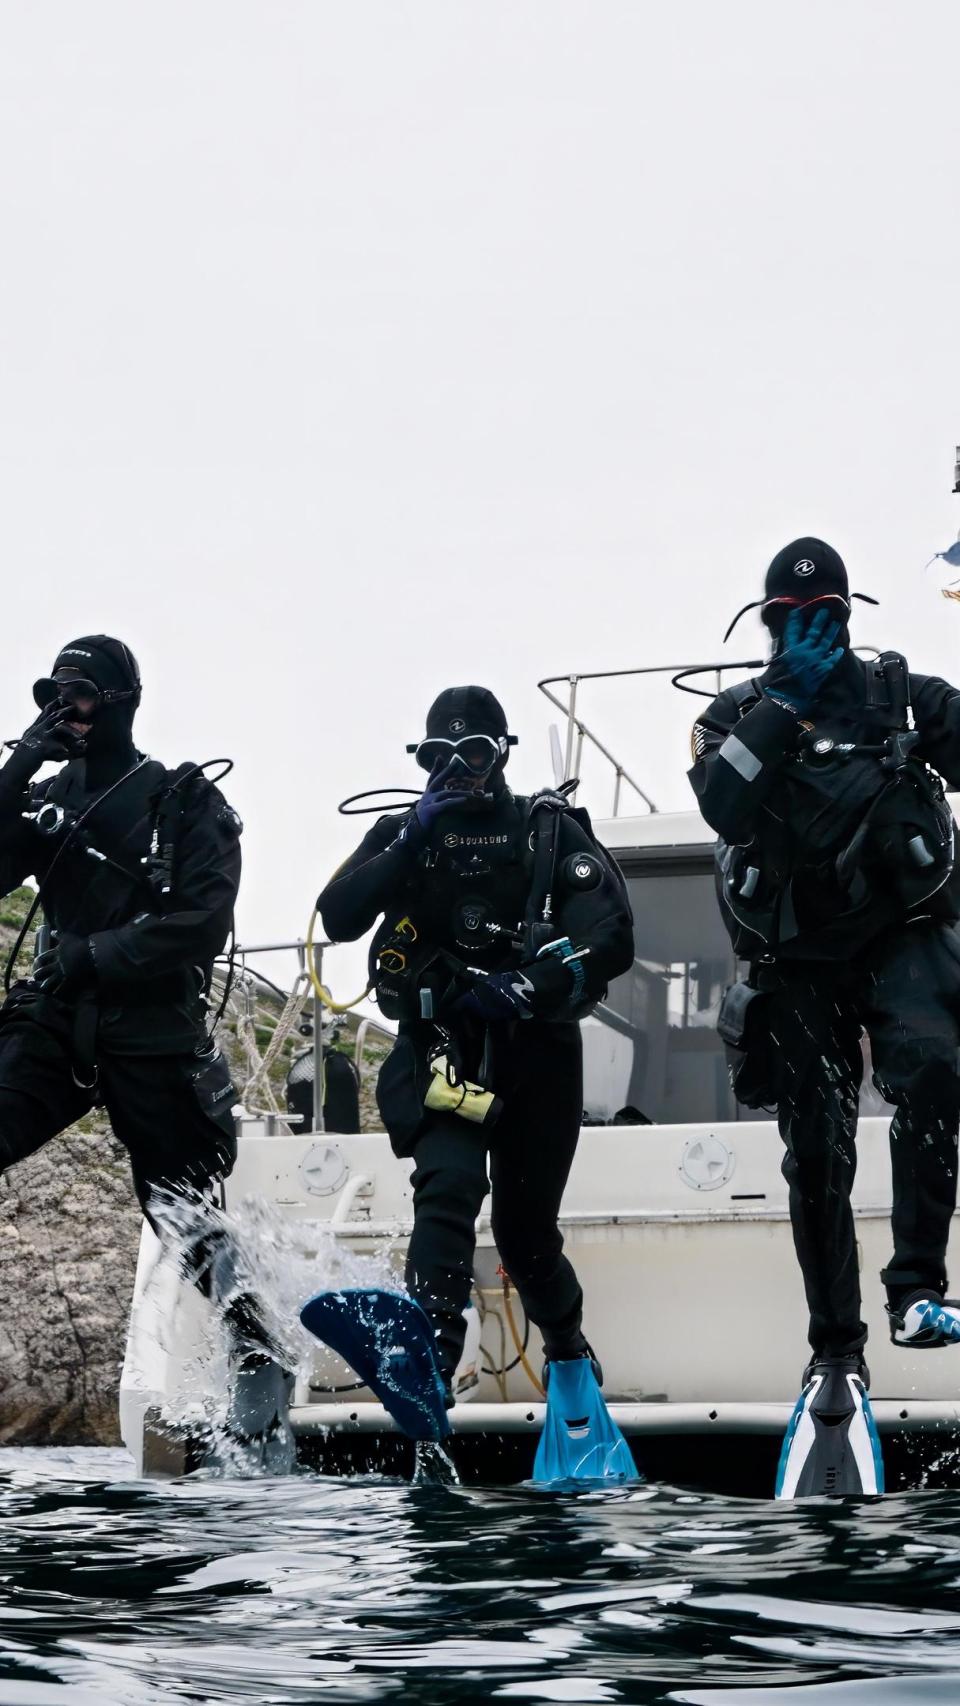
xmin=775 ymin=1356 xmax=884 ymax=1499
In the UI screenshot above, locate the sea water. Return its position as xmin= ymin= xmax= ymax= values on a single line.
xmin=2 ymin=1448 xmax=960 ymax=1704
xmin=10 ymin=1201 xmax=960 ymax=1702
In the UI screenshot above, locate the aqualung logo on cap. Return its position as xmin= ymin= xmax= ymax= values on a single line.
xmin=449 ymin=717 xmax=466 ymax=733
xmin=59 ymin=648 xmax=93 ymax=660
xmin=793 ymin=560 xmax=816 ymax=577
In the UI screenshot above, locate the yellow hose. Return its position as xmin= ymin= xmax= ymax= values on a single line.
xmin=502 ymin=1275 xmax=546 ymax=1398
xmin=305 ymin=904 xmax=371 ymax=1014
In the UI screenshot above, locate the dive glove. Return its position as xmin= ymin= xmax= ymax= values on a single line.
xmin=764 ymin=607 xmax=844 ymax=716
xmin=454 ymin=969 xmax=535 ymax=1022
xmin=397 ymin=761 xmax=470 ymax=849
xmin=3 ymin=703 xmax=87 ymax=783
xmin=33 ymin=934 xmax=95 ymax=997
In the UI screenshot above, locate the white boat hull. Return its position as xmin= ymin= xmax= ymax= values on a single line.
xmin=119 ymin=1115 xmax=960 ymax=1475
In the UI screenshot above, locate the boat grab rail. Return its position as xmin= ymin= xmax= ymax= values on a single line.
xmin=538 ymin=652 xmax=879 ymax=817
xmin=538 ymin=661 xmax=764 ymax=817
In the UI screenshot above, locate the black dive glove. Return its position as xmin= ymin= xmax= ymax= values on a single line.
xmin=453 ymin=969 xmax=535 ymax=1022
xmin=452 ymin=950 xmax=578 ymax=1023
xmin=3 ymin=703 xmax=86 ymax=784
xmin=33 ymin=934 xmax=96 ymax=998
xmin=763 ymin=608 xmax=844 ymax=716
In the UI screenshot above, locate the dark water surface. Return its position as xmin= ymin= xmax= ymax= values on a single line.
xmin=2 ymin=1450 xmax=960 ymax=1705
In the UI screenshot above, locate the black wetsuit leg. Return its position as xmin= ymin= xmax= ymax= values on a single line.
xmin=402 ymin=1020 xmax=587 ymax=1379
xmin=764 ymin=969 xmax=866 ymax=1356
xmin=0 ymin=1007 xmax=96 ymax=1172
xmin=859 ymin=923 xmax=960 ymax=1309
xmin=404 ymin=1114 xmax=490 ymax=1380
xmin=489 ymin=1021 xmax=585 ymax=1356
xmin=96 ymin=1049 xmax=239 ymax=1296
xmin=0 ymin=1010 xmax=239 ymax=1305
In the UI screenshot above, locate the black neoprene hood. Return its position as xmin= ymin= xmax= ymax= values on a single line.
xmin=51 ymin=635 xmax=141 ymax=696
xmin=424 ymin=686 xmax=509 ymax=742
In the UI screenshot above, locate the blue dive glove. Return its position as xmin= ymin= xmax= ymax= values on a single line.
xmin=395 ymin=760 xmax=470 ymax=850
xmin=453 ymin=969 xmax=535 ymax=1023
xmin=764 ymin=607 xmax=844 ymax=715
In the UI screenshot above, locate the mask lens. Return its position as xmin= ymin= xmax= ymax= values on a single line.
xmin=55 ymin=677 xmax=101 ymax=708
xmin=458 ymin=736 xmax=498 ymax=774
xmin=32 ymin=678 xmax=60 ymax=710
xmin=415 ymin=735 xmax=500 ymax=775
xmin=415 ymin=740 xmax=451 ymax=772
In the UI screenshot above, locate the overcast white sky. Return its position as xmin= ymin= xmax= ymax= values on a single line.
xmin=1 ymin=2 xmax=958 ymax=999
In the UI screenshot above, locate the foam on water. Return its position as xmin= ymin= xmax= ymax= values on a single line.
xmin=128 ymin=1190 xmax=403 ymax=1470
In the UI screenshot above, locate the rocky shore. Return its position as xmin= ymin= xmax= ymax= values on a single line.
xmin=0 ymin=892 xmax=388 ymax=1446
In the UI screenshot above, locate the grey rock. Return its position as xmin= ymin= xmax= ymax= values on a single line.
xmin=0 ymin=1118 xmax=142 ymax=1445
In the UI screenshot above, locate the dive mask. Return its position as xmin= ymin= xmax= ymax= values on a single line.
xmin=408 ymin=733 xmax=506 ymax=779
xmin=32 ymin=672 xmax=137 ymax=714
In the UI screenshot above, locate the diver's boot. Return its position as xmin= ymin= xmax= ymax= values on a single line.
xmin=887 ymin=1290 xmax=960 ymax=1349
xmin=775 ymin=1353 xmax=883 ymax=1500
xmin=540 ymin=1329 xmax=604 ymax=1390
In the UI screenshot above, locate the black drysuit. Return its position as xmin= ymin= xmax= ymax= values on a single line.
xmin=319 ymin=790 xmax=634 ymax=1378
xmin=690 ymin=649 xmax=960 ymax=1355
xmin=0 ymin=753 xmax=242 ymax=1251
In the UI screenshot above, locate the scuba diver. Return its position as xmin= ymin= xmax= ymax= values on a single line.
xmin=0 ymin=637 xmax=289 ymax=1461
xmin=689 ymin=538 xmax=960 ymax=1496
xmin=316 ymin=686 xmax=637 ymax=1478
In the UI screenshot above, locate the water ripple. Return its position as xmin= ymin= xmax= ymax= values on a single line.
xmin=2 ymin=1450 xmax=960 ymax=1703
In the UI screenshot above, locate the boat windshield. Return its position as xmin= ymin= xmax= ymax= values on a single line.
xmin=588 ymin=856 xmax=891 ymax=1127
xmin=586 ymin=860 xmax=737 ymax=1126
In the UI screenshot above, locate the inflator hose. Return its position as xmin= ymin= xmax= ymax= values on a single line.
xmin=502 ymin=1275 xmax=546 ymax=1398
xmin=305 ymin=904 xmax=372 ymax=1014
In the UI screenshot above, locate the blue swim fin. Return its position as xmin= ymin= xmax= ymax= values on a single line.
xmin=532 ymin=1358 xmax=640 ymax=1486
xmin=300 ymin=1286 xmax=451 ymax=1441
xmin=775 ymin=1356 xmax=884 ymax=1499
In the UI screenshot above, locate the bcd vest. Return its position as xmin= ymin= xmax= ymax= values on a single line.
xmin=716 ymin=653 xmax=956 ymax=958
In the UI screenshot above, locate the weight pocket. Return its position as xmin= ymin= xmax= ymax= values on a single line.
xmin=188 ymin=1043 xmax=238 ymax=1134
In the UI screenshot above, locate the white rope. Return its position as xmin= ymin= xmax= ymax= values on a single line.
xmin=243 ymin=971 xmax=312 ymax=1107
